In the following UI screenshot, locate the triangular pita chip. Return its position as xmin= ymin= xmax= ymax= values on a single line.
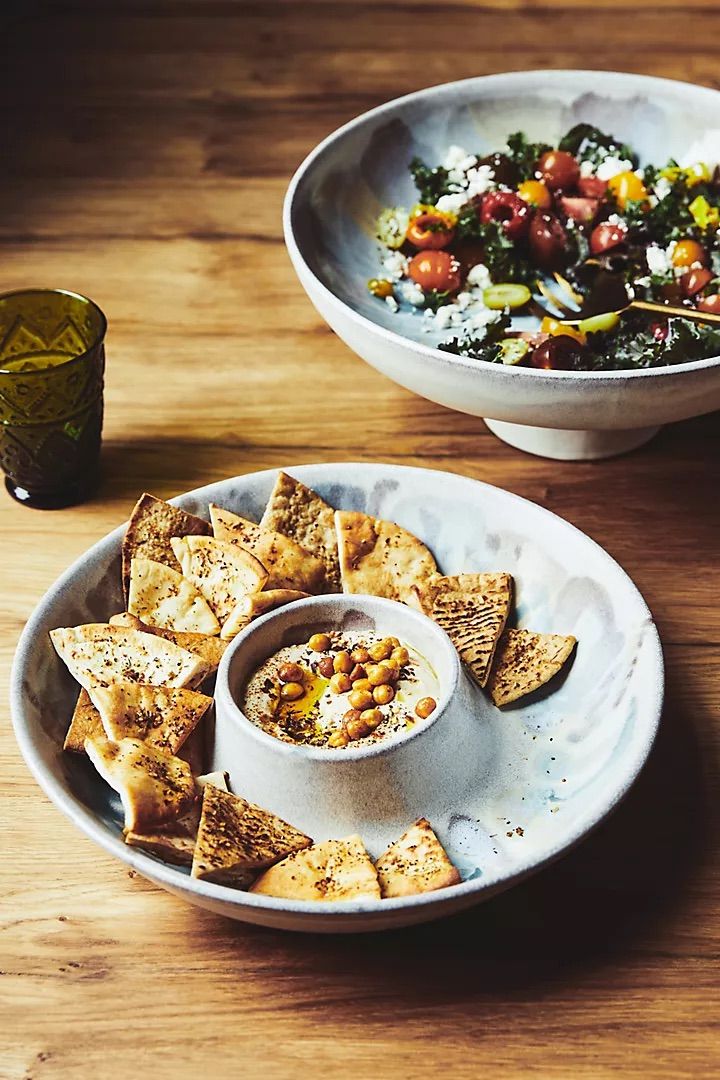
xmin=124 ymin=771 xmax=228 ymax=867
xmin=122 ymin=493 xmax=209 ymax=599
xmin=128 ymin=557 xmax=220 ymax=636
xmin=221 ymin=589 xmax=310 ymax=640
xmin=260 ymin=471 xmax=341 ymax=592
xmin=425 ymin=573 xmax=512 ymax=688
xmin=209 ymin=504 xmax=326 ymax=595
xmin=375 ymin=818 xmax=461 ymax=898
xmin=486 ymin=629 xmax=577 ymax=707
xmin=170 ymin=536 xmax=268 ymax=624
xmin=87 ymin=682 xmax=212 ymax=755
xmin=176 ymin=718 xmax=208 ymax=775
xmin=84 ymin=737 xmax=197 ymax=832
xmin=50 ymin=624 xmax=208 ymax=691
xmin=335 ymin=510 xmax=437 ymax=610
xmin=249 ymin=835 xmax=381 ymax=902
xmin=191 ymin=785 xmax=312 ymax=886
xmin=63 ymin=689 xmax=105 ymax=753
xmin=109 ymin=612 xmax=227 ymax=679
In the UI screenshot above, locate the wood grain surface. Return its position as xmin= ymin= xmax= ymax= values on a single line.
xmin=1 ymin=3 xmax=718 ymax=1078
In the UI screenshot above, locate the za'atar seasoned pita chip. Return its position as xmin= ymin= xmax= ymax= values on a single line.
xmin=124 ymin=770 xmax=228 ymax=867
xmin=63 ymin=688 xmax=105 ymax=753
xmin=87 ymin=682 xmax=212 ymax=755
xmin=221 ymin=589 xmax=310 ymax=640
xmin=108 ymin=612 xmax=227 ymax=679
xmin=84 ymin=736 xmax=197 ymax=832
xmin=122 ymin=493 xmax=209 ymax=600
xmin=375 ymin=818 xmax=460 ymax=898
xmin=170 ymin=536 xmax=267 ymax=624
xmin=128 ymin=558 xmax=220 ymax=636
xmin=191 ymin=785 xmax=312 ymax=886
xmin=260 ymin=471 xmax=341 ymax=592
xmin=249 ymin=835 xmax=381 ymax=902
xmin=209 ymin=504 xmax=326 ymax=595
xmin=50 ymin=624 xmax=208 ymax=692
xmin=335 ymin=510 xmax=437 ymax=610
xmin=423 ymin=572 xmax=512 ymax=688
xmin=486 ymin=629 xmax=577 ymax=707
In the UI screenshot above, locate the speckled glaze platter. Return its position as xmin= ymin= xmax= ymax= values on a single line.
xmin=11 ymin=464 xmax=663 ymax=932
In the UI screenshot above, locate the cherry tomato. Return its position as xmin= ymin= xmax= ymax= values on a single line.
xmin=577 ymin=175 xmax=608 ymax=199
xmin=683 ymin=267 xmax=714 ymax=297
xmin=559 ymin=196 xmax=599 ymax=224
xmin=477 ymin=152 xmax=519 ymax=188
xmin=528 ymin=211 xmax=569 ymax=269
xmin=697 ymin=294 xmax=720 ymax=314
xmin=651 ymin=322 xmax=669 ymax=342
xmin=590 ymin=220 xmax=628 ymax=254
xmin=607 ymin=170 xmax=648 ymax=209
xmin=407 ymin=250 xmax=462 ymax=294
xmin=671 ymin=238 xmax=708 ymax=268
xmin=517 ymin=179 xmax=552 ymax=209
xmin=536 ymin=150 xmax=580 ymax=192
xmin=531 ymin=335 xmax=586 ymax=370
xmin=452 ymin=240 xmax=486 ymax=271
xmin=479 ymin=190 xmax=531 ymax=240
xmin=405 ymin=212 xmax=456 ymax=250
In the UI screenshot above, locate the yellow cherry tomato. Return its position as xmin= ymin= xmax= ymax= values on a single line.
xmin=517 ymin=179 xmax=552 ymax=210
xmin=671 ymin=238 xmax=708 ymax=268
xmin=607 ymin=170 xmax=648 ymax=209
xmin=540 ymin=316 xmax=587 ymax=346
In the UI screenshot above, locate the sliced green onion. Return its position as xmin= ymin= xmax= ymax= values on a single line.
xmin=499 ymin=339 xmax=530 ymax=366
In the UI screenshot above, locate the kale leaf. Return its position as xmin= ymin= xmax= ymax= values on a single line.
xmin=438 ymin=315 xmax=511 ymax=362
xmin=455 ymin=212 xmax=537 ymax=285
xmin=409 ymin=156 xmax=453 ymax=203
xmin=587 ymin=313 xmax=720 ymax=370
xmin=504 ymin=132 xmax=550 ymax=181
xmin=559 ymin=123 xmax=637 ymax=169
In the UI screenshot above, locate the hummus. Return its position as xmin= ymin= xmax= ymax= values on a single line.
xmin=241 ymin=630 xmax=440 ymax=749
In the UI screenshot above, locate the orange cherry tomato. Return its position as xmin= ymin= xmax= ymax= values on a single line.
xmin=697 ymin=294 xmax=720 ymax=314
xmin=517 ymin=179 xmax=552 ymax=209
xmin=407 ymin=251 xmax=462 ymax=294
xmin=671 ymin=238 xmax=708 ymax=268
xmin=405 ymin=212 xmax=456 ymax=250
xmin=607 ymin=170 xmax=648 ymax=209
xmin=540 ymin=316 xmax=586 ymax=346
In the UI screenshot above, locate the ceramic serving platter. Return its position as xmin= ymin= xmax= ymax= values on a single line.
xmin=11 ymin=464 xmax=663 ymax=932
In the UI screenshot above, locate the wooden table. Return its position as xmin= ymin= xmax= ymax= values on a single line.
xmin=1 ymin=4 xmax=718 ymax=1077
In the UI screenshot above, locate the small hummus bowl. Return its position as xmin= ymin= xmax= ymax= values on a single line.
xmin=213 ymin=594 xmax=487 ymax=852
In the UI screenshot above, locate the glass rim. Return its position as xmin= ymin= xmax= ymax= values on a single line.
xmin=0 ymin=288 xmax=107 ymax=377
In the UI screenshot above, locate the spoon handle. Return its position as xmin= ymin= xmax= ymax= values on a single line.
xmin=628 ymin=299 xmax=720 ymax=326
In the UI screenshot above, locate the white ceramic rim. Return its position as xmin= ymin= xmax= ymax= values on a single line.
xmin=10 ymin=463 xmax=665 ymax=918
xmin=283 ymin=69 xmax=720 ymax=382
xmin=216 ymin=593 xmax=459 ymax=762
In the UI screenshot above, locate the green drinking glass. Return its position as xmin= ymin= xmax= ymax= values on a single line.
xmin=0 ymin=289 xmax=107 ymax=509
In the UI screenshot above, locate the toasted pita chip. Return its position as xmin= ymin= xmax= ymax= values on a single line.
xmin=486 ymin=629 xmax=577 ymax=707
xmin=209 ymin=504 xmax=326 ymax=595
xmin=87 ymin=682 xmax=212 ymax=755
xmin=109 ymin=612 xmax=227 ymax=679
xmin=128 ymin=557 xmax=220 ymax=636
xmin=170 ymin=536 xmax=267 ymax=624
xmin=84 ymin=737 xmax=197 ymax=832
xmin=249 ymin=835 xmax=381 ymax=902
xmin=63 ymin=689 xmax=105 ymax=753
xmin=423 ymin=573 xmax=512 ymax=688
xmin=50 ymin=624 xmax=208 ymax=691
xmin=191 ymin=785 xmax=312 ymax=886
xmin=335 ymin=510 xmax=437 ymax=610
xmin=221 ymin=589 xmax=310 ymax=640
xmin=260 ymin=471 xmax=341 ymax=592
xmin=375 ymin=818 xmax=461 ymax=898
xmin=122 ymin=493 xmax=209 ymax=599
xmin=124 ymin=770 xmax=228 ymax=866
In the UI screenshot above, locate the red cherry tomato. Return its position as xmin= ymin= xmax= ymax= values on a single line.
xmin=577 ymin=175 xmax=608 ymax=199
xmin=559 ymin=196 xmax=600 ymax=224
xmin=531 ymin=335 xmax=586 ymax=370
xmin=683 ymin=267 xmax=714 ymax=297
xmin=479 ymin=190 xmax=531 ymax=240
xmin=590 ymin=220 xmax=628 ymax=255
xmin=697 ymin=294 xmax=720 ymax=314
xmin=651 ymin=322 xmax=669 ymax=342
xmin=452 ymin=240 xmax=486 ymax=272
xmin=536 ymin=150 xmax=580 ymax=191
xmin=407 ymin=250 xmax=462 ymax=294
xmin=405 ymin=212 xmax=456 ymax=250
xmin=528 ymin=211 xmax=569 ymax=269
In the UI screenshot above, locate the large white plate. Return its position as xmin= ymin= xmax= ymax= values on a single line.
xmin=11 ymin=464 xmax=663 ymax=932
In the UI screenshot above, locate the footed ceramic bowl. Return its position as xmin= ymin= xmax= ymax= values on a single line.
xmin=215 ymin=594 xmax=481 ymax=849
xmin=284 ymin=70 xmax=720 ymax=460
xmin=11 ymin=464 xmax=663 ymax=932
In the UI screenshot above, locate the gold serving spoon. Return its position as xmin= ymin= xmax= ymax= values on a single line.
xmin=536 ymin=273 xmax=720 ymax=327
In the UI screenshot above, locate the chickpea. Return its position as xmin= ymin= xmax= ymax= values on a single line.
xmin=351 ymin=645 xmax=371 ymax=665
xmin=391 ymin=646 xmax=410 ymax=666
xmin=278 ymin=662 xmax=304 ymax=684
xmin=346 ymin=716 xmax=371 ymax=741
xmin=329 ymin=672 xmax=352 ymax=694
xmin=373 ymin=684 xmax=395 ymax=705
xmin=349 ymin=664 xmax=366 ymax=683
xmin=367 ymin=663 xmax=393 ymax=687
xmin=349 ymin=688 xmax=374 ymax=711
xmin=352 ymin=677 xmax=373 ymax=695
xmin=327 ymin=729 xmax=349 ymax=748
xmin=279 ymin=681 xmax=305 ymax=702
xmin=360 ymin=708 xmax=383 ymax=731
xmin=368 ymin=640 xmax=393 ymax=662
xmin=380 ymin=658 xmax=401 ymax=682
xmin=415 ymin=696 xmax=437 ymax=719
xmin=384 ymin=636 xmax=401 ymax=648
xmin=308 ymin=632 xmax=331 ymax=652
xmin=317 ymin=656 xmax=335 ymax=679
xmin=333 ymin=651 xmax=353 ymax=674
xmin=343 ymin=709 xmax=362 ymax=724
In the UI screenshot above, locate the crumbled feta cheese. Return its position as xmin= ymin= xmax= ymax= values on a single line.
xmin=442 ymin=145 xmax=472 ymax=171
xmin=464 ymin=165 xmax=495 ymax=199
xmin=579 ymin=159 xmax=596 ymax=178
xmin=399 ymin=280 xmax=425 ymax=307
xmin=605 ymin=213 xmax=625 ymax=227
xmin=679 ymin=130 xmax=720 ymax=172
xmin=435 ymin=192 xmax=468 ymax=214
xmin=382 ymin=251 xmax=408 ymax=280
xmin=653 ymin=177 xmax=673 ymax=202
xmin=467 ymin=308 xmax=501 ymax=332
xmin=645 ymin=244 xmax=671 ymax=276
xmin=384 ymin=294 xmax=399 ymax=313
xmin=596 ymin=156 xmax=635 ymax=182
xmin=465 ymin=262 xmax=492 ymax=290
xmin=634 ymin=275 xmax=651 ymax=287
xmin=433 ymin=304 xmax=461 ymax=330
